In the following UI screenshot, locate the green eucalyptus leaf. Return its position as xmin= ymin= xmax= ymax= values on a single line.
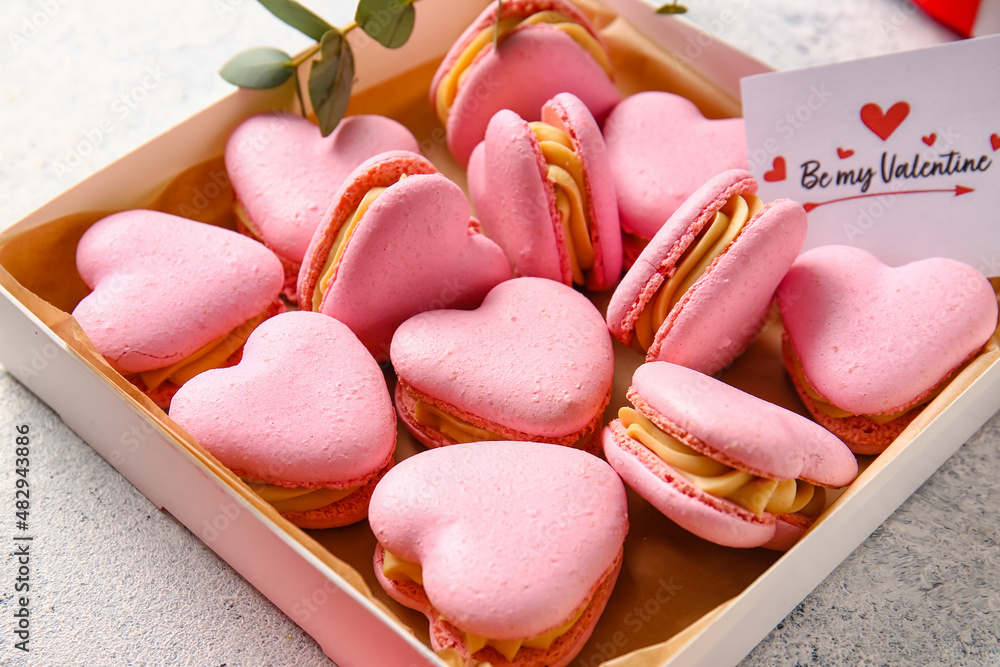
xmin=257 ymin=0 xmax=335 ymax=42
xmin=220 ymin=47 xmax=294 ymax=89
xmin=355 ymin=0 xmax=416 ymax=49
xmin=655 ymin=3 xmax=689 ymax=14
xmin=308 ymin=29 xmax=355 ymax=136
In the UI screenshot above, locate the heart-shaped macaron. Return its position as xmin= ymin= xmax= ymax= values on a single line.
xmin=430 ymin=0 xmax=620 ymax=168
xmin=369 ymin=441 xmax=628 ymax=666
xmin=391 ymin=277 xmax=614 ymax=450
xmin=298 ymin=151 xmax=511 ymax=361
xmin=73 ymin=210 xmax=283 ymax=406
xmin=778 ymin=245 xmax=998 ymax=453
xmin=602 ymin=91 xmax=748 ymax=261
xmin=226 ymin=112 xmax=419 ymax=297
xmin=170 ymin=311 xmax=396 ymax=528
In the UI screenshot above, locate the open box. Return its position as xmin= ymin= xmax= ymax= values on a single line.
xmin=1 ymin=1 xmax=999 ymax=665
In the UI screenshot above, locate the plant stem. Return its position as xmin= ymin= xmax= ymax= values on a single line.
xmin=290 ymin=42 xmax=322 ymax=66
xmin=292 ymin=69 xmax=307 ymax=117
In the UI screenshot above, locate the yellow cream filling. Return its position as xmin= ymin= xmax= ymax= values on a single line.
xmin=312 ymin=185 xmax=388 ymax=310
xmin=243 ymin=479 xmax=359 ymax=513
xmin=619 ymin=407 xmax=825 ymax=516
xmin=434 ymin=11 xmax=613 ymax=125
xmin=139 ymin=311 xmax=267 ymax=391
xmin=788 ymin=347 xmax=940 ymax=425
xmin=233 ymin=199 xmax=264 ymax=242
xmin=410 ymin=389 xmax=592 ymax=448
xmin=382 ymin=549 xmax=588 ymax=661
xmin=413 ymin=398 xmax=506 ymax=444
xmin=528 ymin=121 xmax=594 ymax=285
xmin=633 ymin=193 xmax=763 ymax=352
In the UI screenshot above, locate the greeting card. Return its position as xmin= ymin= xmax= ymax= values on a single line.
xmin=741 ymin=35 xmax=999 ymax=274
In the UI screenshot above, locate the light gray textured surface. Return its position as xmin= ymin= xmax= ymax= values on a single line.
xmin=0 ymin=1 xmax=997 ymax=666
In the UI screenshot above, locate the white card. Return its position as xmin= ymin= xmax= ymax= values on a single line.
xmin=741 ymin=35 xmax=1000 ymax=275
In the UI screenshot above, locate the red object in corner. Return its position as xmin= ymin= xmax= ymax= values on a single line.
xmin=912 ymin=0 xmax=979 ymax=36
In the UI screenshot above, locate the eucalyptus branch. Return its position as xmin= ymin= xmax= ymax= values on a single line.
xmin=220 ymin=0 xmax=417 ymax=136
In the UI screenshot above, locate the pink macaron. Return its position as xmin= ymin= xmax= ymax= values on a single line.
xmin=72 ymin=209 xmax=284 ymax=409
xmin=778 ymin=245 xmax=999 ymax=455
xmin=467 ymin=93 xmax=622 ymax=291
xmin=170 ymin=311 xmax=396 ymax=529
xmin=369 ymin=440 xmax=628 ymax=667
xmin=226 ymin=112 xmax=419 ymax=300
xmin=431 ymin=0 xmax=621 ymax=167
xmin=602 ymin=91 xmax=748 ymax=263
xmin=297 ymin=150 xmax=511 ymax=362
xmin=603 ymin=361 xmax=858 ymax=549
xmin=390 ymin=277 xmax=614 ymax=453
xmin=606 ymin=169 xmax=807 ymax=375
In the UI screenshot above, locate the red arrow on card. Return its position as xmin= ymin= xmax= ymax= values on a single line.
xmin=803 ymin=184 xmax=974 ymax=212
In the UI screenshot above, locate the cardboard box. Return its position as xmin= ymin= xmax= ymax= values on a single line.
xmin=1 ymin=1 xmax=997 ymax=665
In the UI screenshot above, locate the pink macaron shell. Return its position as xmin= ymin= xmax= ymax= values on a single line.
xmin=602 ymin=422 xmax=774 ymax=548
xmin=284 ymin=460 xmax=394 ymax=529
xmin=430 ymin=0 xmax=603 ymax=101
xmin=315 ymin=171 xmax=511 ymax=360
xmin=778 ymin=245 xmax=999 ymax=415
xmin=169 ymin=311 xmax=395 ymax=486
xmin=631 ymin=362 xmax=858 ymax=486
xmin=606 ymin=169 xmax=756 ymax=345
xmin=73 ymin=210 xmax=283 ymax=374
xmin=374 ymin=544 xmax=622 ymax=666
xmin=647 ymin=197 xmax=808 ymax=374
xmin=603 ymin=91 xmax=748 ymax=241
xmin=761 ymin=513 xmax=813 ymax=552
xmin=446 ymin=26 xmax=620 ymax=167
xmin=468 ymin=111 xmax=567 ymax=284
xmin=368 ymin=441 xmax=628 ymax=640
xmin=297 ymin=150 xmax=439 ymax=307
xmin=225 ymin=112 xmax=419 ymax=264
xmin=542 ymin=92 xmax=623 ymax=290
xmin=390 ymin=277 xmax=614 ymax=438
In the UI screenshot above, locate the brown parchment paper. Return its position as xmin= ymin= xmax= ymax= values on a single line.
xmin=1 ymin=5 xmax=999 ymax=667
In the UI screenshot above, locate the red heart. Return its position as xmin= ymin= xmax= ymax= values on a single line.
xmin=922 ymin=133 xmax=936 ymax=146
xmin=836 ymin=147 xmax=854 ymax=159
xmin=991 ymin=133 xmax=1000 ymax=151
xmin=860 ymin=102 xmax=910 ymax=141
xmin=763 ymin=156 xmax=786 ymax=182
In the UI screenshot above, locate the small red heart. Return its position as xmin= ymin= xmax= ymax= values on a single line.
xmin=860 ymin=102 xmax=910 ymax=141
xmin=922 ymin=133 xmax=936 ymax=146
xmin=991 ymin=133 xmax=1000 ymax=151
xmin=837 ymin=147 xmax=854 ymax=159
xmin=763 ymin=156 xmax=787 ymax=182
